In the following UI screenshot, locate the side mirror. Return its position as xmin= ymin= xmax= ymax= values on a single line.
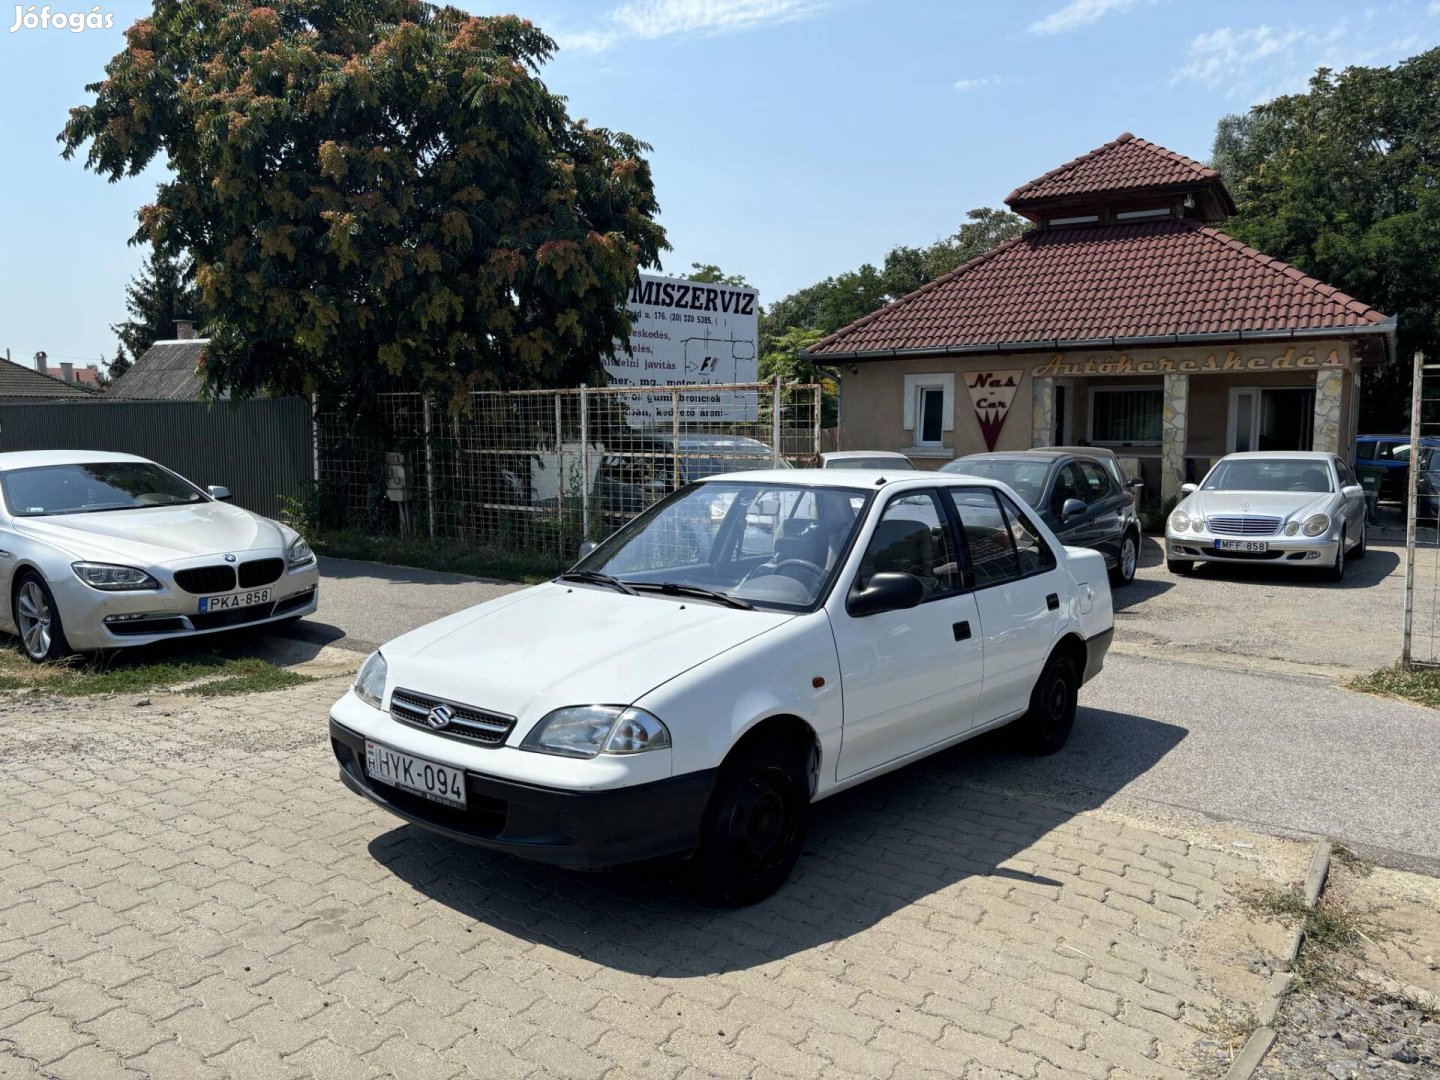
xmin=1341 ymin=484 xmax=1364 ymax=499
xmin=1180 ymin=483 xmax=1198 ymax=496
xmin=577 ymin=540 xmax=597 ymax=559
xmin=1061 ymin=497 xmax=1086 ymax=523
xmin=1128 ymin=477 xmax=1144 ymax=489
xmin=847 ymin=571 xmax=925 ymax=618
xmin=207 ymin=485 xmax=232 ymax=501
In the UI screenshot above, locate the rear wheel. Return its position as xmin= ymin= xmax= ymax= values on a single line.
xmin=1110 ymin=531 xmax=1139 ymax=587
xmin=1166 ymin=557 xmax=1193 ymax=575
xmin=12 ymin=572 xmax=71 ymax=664
xmin=1012 ymin=651 xmax=1079 ymax=756
xmin=689 ymin=739 xmax=809 ymax=906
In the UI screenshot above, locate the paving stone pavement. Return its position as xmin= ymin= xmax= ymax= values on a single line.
xmin=0 ymin=679 xmax=1295 ymax=1079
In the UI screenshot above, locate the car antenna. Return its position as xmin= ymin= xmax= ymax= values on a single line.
xmin=875 ymin=476 xmax=886 ymax=485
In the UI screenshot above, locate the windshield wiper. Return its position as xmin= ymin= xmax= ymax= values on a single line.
xmin=632 ymin=582 xmax=754 ymax=610
xmin=557 ymin=570 xmax=637 ymax=595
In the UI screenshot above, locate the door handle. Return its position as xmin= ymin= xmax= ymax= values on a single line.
xmin=953 ymin=620 xmax=971 ymax=641
xmin=1046 ymin=593 xmax=1059 ymax=611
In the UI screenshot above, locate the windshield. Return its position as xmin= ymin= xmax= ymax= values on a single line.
xmin=943 ymin=458 xmax=1051 ymax=505
xmin=1 ymin=462 xmax=207 ymax=517
xmin=1202 ymin=458 xmax=1333 ymax=493
xmin=573 ymin=481 xmax=871 ymax=610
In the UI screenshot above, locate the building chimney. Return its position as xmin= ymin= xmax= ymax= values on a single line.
xmin=60 ymin=362 xmax=74 ymax=383
xmin=174 ymin=319 xmax=196 ymax=341
xmin=33 ymin=350 xmax=46 ymax=375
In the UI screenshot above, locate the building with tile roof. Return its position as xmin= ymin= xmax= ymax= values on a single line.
xmin=810 ymin=132 xmax=1395 ymax=501
xmin=0 ymin=356 xmax=100 ymax=401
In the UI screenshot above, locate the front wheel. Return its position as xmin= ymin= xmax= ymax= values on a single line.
xmin=1012 ymin=652 xmax=1079 ymax=756
xmin=12 ymin=572 xmax=71 ymax=664
xmin=1110 ymin=532 xmax=1139 ymax=587
xmin=688 ymin=740 xmax=809 ymax=907
xmin=1326 ymin=530 xmax=1346 ymax=582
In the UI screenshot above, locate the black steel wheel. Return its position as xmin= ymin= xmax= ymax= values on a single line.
xmin=1013 ymin=651 xmax=1079 ymax=756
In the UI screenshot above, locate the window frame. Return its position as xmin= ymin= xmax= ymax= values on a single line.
xmin=942 ymin=484 xmax=1058 ymax=593
xmin=850 ymin=487 xmax=965 ymax=605
xmin=916 ymin=386 xmax=946 ymax=447
xmin=1087 ymin=384 xmax=1164 ymax=447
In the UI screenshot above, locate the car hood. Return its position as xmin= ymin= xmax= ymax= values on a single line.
xmin=1181 ymin=490 xmax=1333 ymax=522
xmin=12 ymin=502 xmax=289 ymax=564
xmin=379 ymin=582 xmax=796 ymax=726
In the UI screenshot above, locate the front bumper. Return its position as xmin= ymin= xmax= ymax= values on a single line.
xmin=57 ymin=561 xmax=321 ymax=650
xmin=1165 ymin=532 xmax=1339 ymax=567
xmin=330 ymin=719 xmax=717 ymax=870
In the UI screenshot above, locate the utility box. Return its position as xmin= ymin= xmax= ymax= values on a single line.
xmin=384 ymin=451 xmax=412 ymax=502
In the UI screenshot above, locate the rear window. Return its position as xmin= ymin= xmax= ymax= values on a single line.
xmin=1 ymin=462 xmax=205 ymax=517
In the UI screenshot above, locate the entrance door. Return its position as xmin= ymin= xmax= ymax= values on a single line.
xmin=1228 ymin=388 xmax=1317 ymax=453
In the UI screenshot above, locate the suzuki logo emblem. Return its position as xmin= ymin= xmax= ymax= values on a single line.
xmin=425 ymin=704 xmax=453 ymax=730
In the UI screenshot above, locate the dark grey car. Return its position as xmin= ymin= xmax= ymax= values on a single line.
xmin=940 ymin=449 xmax=1143 ymax=586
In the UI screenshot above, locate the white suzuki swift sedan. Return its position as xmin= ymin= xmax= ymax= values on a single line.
xmin=330 ymin=470 xmax=1114 ymax=905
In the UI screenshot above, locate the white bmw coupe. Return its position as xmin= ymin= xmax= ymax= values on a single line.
xmin=0 ymin=450 xmax=320 ymax=662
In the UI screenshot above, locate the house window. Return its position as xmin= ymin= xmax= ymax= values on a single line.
xmin=1114 ymin=207 xmax=1173 ymax=221
xmin=1090 ymin=387 xmax=1162 ymax=445
xmin=1048 ymin=214 xmax=1100 ymax=226
xmin=917 ymin=386 xmax=945 ymax=446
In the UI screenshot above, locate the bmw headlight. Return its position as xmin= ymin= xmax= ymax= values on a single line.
xmin=1169 ymin=510 xmax=1190 ymax=532
xmin=521 ymin=706 xmax=671 ymax=759
xmin=288 ymin=536 xmax=316 ymax=569
xmin=354 ymin=651 xmax=388 ymax=709
xmin=1302 ymin=513 xmax=1330 ymax=537
xmin=72 ymin=562 xmax=160 ymax=591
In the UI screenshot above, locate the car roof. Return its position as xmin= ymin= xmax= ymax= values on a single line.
xmin=0 ymin=450 xmax=151 ymax=472
xmin=1216 ymin=451 xmax=1336 ymax=461
xmin=821 ymin=450 xmax=911 ymax=460
xmin=704 ymin=467 xmax=1010 ymax=491
xmin=1358 ymin=434 xmax=1440 ymax=444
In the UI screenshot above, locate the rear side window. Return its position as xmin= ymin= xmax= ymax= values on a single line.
xmin=948 ymin=489 xmax=1019 ymax=587
xmin=996 ymin=492 xmax=1056 ymax=575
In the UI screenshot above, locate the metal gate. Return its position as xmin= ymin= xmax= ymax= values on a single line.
xmin=1401 ymin=351 xmax=1440 ymax=666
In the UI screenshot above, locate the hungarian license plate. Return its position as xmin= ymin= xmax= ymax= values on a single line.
xmin=1215 ymin=539 xmax=1268 ymax=553
xmin=198 ymin=588 xmax=271 ymax=613
xmin=364 ymin=740 xmax=467 ymax=808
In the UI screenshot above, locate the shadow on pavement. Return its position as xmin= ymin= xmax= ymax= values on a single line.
xmin=366 ymin=706 xmax=1186 ymax=975
xmin=1180 ymin=547 xmax=1398 ymax=590
xmin=318 ymin=556 xmax=513 ymax=586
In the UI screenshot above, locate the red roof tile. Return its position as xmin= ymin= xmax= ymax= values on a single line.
xmin=1006 ymin=132 xmax=1221 ymax=205
xmin=807 ymin=220 xmax=1390 ymax=357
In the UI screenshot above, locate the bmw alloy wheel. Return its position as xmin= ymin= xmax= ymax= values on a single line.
xmin=15 ymin=580 xmax=52 ymax=661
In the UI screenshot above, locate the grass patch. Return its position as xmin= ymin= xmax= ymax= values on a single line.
xmin=0 ymin=649 xmax=309 ymax=698
xmin=1346 ymin=664 xmax=1440 ymax=709
xmin=315 ymin=530 xmax=567 ymax=584
xmin=1242 ymin=881 xmax=1388 ymax=987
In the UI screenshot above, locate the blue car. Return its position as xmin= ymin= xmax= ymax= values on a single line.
xmin=1356 ymin=435 xmax=1440 ymax=517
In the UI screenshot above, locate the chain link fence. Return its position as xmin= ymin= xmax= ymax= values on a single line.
xmin=313 ymin=380 xmax=825 ymax=560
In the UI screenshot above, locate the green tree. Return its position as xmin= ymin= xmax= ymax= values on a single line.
xmin=686 ymin=263 xmax=752 ymax=287
xmin=1212 ymin=48 xmax=1440 ymax=427
xmin=61 ymin=1 xmax=667 ymax=407
xmin=110 ymin=240 xmax=204 ymax=375
xmin=880 ymin=207 xmax=1028 ymax=297
xmin=759 ymin=326 xmax=836 ymax=426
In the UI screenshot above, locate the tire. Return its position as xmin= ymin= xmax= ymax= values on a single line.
xmin=1109 ymin=531 xmax=1139 ymax=587
xmin=1166 ymin=557 xmax=1193 ymax=575
xmin=689 ymin=738 xmax=810 ymax=907
xmin=1012 ymin=651 xmax=1079 ymax=756
xmin=1352 ymin=523 xmax=1367 ymax=560
xmin=12 ymin=572 xmax=71 ymax=664
xmin=1326 ymin=529 xmax=1346 ymax=582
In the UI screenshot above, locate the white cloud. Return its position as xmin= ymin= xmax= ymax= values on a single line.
xmin=556 ymin=0 xmax=828 ymax=54
xmin=952 ymin=75 xmax=1001 ymax=91
xmin=1429 ymin=1 xmax=1440 ymax=14
xmin=1172 ymin=24 xmax=1307 ymax=86
xmin=1027 ymin=0 xmax=1144 ymax=35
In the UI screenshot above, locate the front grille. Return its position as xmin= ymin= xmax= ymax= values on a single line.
xmin=174 ymin=565 xmax=237 ymax=594
xmin=239 ymin=558 xmax=284 ymax=588
xmin=390 ymin=688 xmax=516 ymax=747
xmin=1207 ymin=516 xmax=1282 ymax=536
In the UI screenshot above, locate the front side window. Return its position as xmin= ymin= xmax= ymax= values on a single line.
xmin=1051 ymin=463 xmax=1087 ymax=514
xmin=1 ymin=462 xmax=206 ymax=517
xmin=1077 ymin=461 xmax=1114 ymax=503
xmin=855 ymin=491 xmax=961 ymax=600
xmin=578 ymin=481 xmax=869 ymax=610
xmin=948 ymin=488 xmax=1019 ymax=587
xmin=1091 ymin=388 xmax=1162 ymax=445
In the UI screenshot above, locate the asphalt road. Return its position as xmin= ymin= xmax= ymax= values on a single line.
xmin=296 ymin=542 xmax=1440 ymax=873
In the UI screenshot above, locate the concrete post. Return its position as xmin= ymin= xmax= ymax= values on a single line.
xmin=1030 ymin=376 xmax=1055 ymax=448
xmin=1312 ymin=366 xmax=1345 ymax=454
xmin=1160 ymin=373 xmax=1189 ymax=505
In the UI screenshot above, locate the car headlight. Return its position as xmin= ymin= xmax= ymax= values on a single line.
xmin=354 ymin=651 xmax=387 ymax=709
xmin=71 ymin=562 xmax=160 ymax=591
xmin=1284 ymin=521 xmax=1300 ymax=536
xmin=288 ymin=536 xmax=316 ymax=569
xmin=1302 ymin=513 xmax=1330 ymax=537
xmin=521 ymin=705 xmax=671 ymax=759
xmin=1169 ymin=510 xmax=1190 ymax=532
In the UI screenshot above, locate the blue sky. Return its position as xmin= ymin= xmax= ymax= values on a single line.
xmin=0 ymin=0 xmax=1434 ymax=370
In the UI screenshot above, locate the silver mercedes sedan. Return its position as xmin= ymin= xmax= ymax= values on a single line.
xmin=1165 ymin=451 xmax=1367 ymax=581
xmin=0 ymin=450 xmax=320 ymax=661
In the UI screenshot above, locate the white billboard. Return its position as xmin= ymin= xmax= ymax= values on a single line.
xmin=606 ymin=272 xmax=760 ymax=426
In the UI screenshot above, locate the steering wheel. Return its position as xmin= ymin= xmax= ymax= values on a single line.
xmin=771 ymin=557 xmax=826 ymax=584
xmin=1288 ymin=482 xmax=1311 ymax=491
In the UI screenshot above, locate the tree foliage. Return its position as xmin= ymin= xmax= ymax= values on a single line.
xmin=110 ymin=240 xmax=205 ymax=379
xmin=1213 ymin=48 xmax=1440 ymax=427
xmin=686 ymin=262 xmax=752 ymax=287
xmin=61 ymin=0 xmax=667 ymax=407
